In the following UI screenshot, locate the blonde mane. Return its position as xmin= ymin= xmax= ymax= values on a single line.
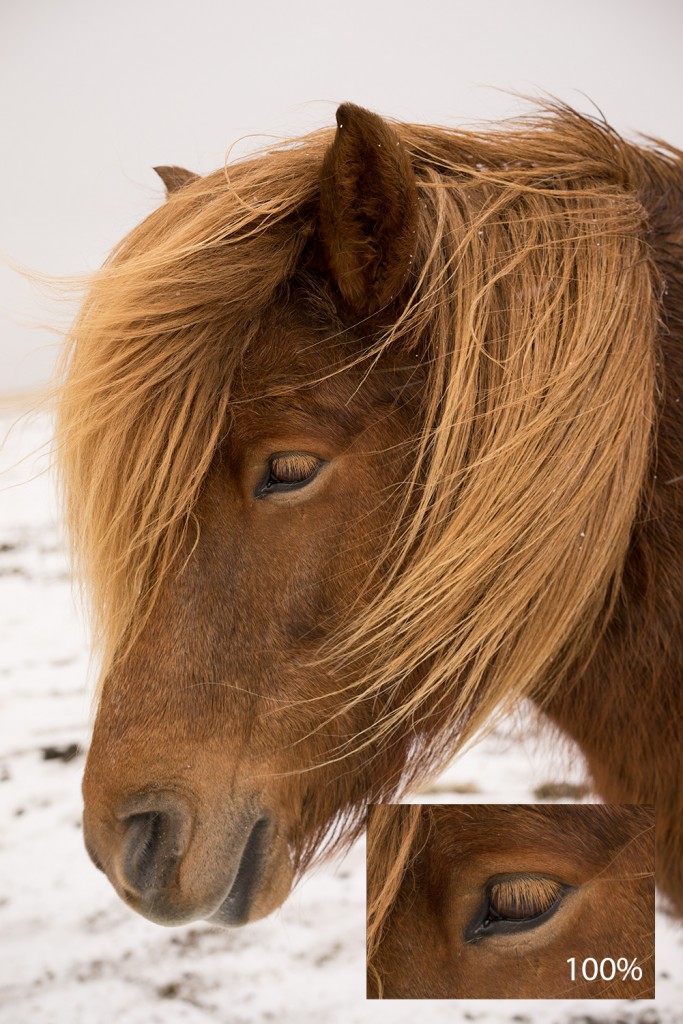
xmin=57 ymin=104 xmax=674 ymax=785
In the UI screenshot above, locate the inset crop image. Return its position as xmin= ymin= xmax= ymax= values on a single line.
xmin=367 ymin=803 xmax=654 ymax=999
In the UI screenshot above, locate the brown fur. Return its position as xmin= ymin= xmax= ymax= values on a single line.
xmin=367 ymin=804 xmax=655 ymax=999
xmin=55 ymin=102 xmax=683 ymax=928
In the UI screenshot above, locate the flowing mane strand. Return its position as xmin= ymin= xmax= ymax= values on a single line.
xmin=57 ymin=104 xmax=673 ymax=781
xmin=55 ymin=137 xmax=329 ymax=674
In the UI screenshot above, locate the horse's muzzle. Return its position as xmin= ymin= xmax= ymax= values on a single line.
xmin=83 ymin=789 xmax=293 ymax=927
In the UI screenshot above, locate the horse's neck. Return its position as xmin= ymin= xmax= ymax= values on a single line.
xmin=539 ymin=179 xmax=683 ymax=912
xmin=539 ymin=538 xmax=682 ymax=807
xmin=538 ymin=552 xmax=683 ymax=909
xmin=540 ymin=164 xmax=683 ymax=914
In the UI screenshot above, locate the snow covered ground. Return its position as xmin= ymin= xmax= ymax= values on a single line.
xmin=1 ymin=409 xmax=681 ymax=1024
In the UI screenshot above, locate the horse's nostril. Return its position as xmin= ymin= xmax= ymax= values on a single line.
xmin=124 ymin=811 xmax=167 ymax=891
xmin=120 ymin=794 xmax=193 ymax=896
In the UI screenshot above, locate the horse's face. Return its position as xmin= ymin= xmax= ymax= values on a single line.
xmin=371 ymin=806 xmax=654 ymax=999
xmin=82 ymin=306 xmax=420 ymax=921
xmin=81 ymin=103 xmax=424 ymax=927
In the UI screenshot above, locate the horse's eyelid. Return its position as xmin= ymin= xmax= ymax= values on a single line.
xmin=488 ymin=877 xmax=563 ymax=919
xmin=254 ymin=454 xmax=324 ymax=498
xmin=270 ymin=454 xmax=321 ymax=478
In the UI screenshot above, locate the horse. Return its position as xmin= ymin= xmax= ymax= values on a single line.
xmin=366 ymin=803 xmax=655 ymax=999
xmin=55 ymin=101 xmax=683 ymax=930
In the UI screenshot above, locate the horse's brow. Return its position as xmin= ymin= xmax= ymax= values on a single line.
xmin=232 ymin=400 xmax=372 ymax=444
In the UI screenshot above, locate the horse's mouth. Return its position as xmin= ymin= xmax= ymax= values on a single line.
xmin=208 ymin=815 xmax=284 ymax=926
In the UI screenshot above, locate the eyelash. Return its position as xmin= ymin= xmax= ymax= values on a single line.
xmin=465 ymin=876 xmax=569 ymax=942
xmin=255 ymin=453 xmax=323 ymax=497
xmin=489 ymin=876 xmax=562 ymax=920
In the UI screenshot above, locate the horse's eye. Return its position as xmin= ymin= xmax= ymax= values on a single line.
xmin=256 ymin=453 xmax=323 ymax=497
xmin=466 ymin=875 xmax=569 ymax=942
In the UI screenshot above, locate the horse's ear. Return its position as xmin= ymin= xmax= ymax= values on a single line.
xmin=153 ymin=165 xmax=199 ymax=195
xmin=318 ymin=103 xmax=418 ymax=316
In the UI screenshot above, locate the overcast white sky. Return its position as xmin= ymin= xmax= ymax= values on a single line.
xmin=2 ymin=0 xmax=682 ymax=392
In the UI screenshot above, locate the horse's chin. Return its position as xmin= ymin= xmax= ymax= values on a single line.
xmin=206 ymin=817 xmax=294 ymax=927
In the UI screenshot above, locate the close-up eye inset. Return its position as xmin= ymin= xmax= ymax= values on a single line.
xmin=367 ymin=804 xmax=655 ymax=1000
